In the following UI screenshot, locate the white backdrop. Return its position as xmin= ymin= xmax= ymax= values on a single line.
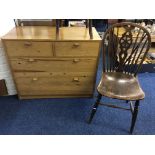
xmin=0 ymin=19 xmax=17 ymax=95
xmin=0 ymin=19 xmax=14 ymax=37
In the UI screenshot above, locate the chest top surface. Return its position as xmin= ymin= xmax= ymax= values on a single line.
xmin=2 ymin=26 xmax=101 ymax=41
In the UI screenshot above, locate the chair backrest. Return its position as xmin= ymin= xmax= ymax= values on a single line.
xmin=102 ymin=22 xmax=151 ymax=76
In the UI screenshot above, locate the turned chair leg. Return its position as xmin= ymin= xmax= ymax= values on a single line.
xmin=88 ymin=93 xmax=102 ymax=124
xmin=130 ymin=100 xmax=140 ymax=134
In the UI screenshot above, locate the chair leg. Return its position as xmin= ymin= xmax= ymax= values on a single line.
xmin=88 ymin=93 xmax=102 ymax=124
xmin=130 ymin=100 xmax=140 ymax=134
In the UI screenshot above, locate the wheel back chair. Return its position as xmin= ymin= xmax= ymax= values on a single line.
xmin=88 ymin=22 xmax=151 ymax=134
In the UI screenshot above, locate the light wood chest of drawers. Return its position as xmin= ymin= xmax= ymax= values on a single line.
xmin=2 ymin=26 xmax=101 ymax=99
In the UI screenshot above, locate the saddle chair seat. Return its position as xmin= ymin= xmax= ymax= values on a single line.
xmin=97 ymin=72 xmax=145 ymax=100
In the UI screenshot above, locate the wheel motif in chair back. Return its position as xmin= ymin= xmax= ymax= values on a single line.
xmin=102 ymin=22 xmax=151 ymax=76
xmin=117 ymin=30 xmax=133 ymax=71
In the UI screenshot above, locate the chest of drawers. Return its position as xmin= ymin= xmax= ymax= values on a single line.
xmin=2 ymin=26 xmax=101 ymax=99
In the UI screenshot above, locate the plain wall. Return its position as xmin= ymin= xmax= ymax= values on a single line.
xmin=0 ymin=19 xmax=14 ymax=37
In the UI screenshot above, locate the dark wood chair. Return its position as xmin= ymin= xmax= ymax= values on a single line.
xmin=88 ymin=22 xmax=151 ymax=134
xmin=56 ymin=19 xmax=93 ymax=39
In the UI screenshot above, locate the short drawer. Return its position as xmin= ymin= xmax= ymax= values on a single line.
xmin=14 ymin=72 xmax=95 ymax=96
xmin=55 ymin=41 xmax=100 ymax=57
xmin=4 ymin=41 xmax=53 ymax=57
xmin=10 ymin=57 xmax=98 ymax=73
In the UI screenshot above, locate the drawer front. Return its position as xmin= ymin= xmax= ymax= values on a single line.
xmin=55 ymin=42 xmax=100 ymax=57
xmin=10 ymin=57 xmax=98 ymax=72
xmin=5 ymin=41 xmax=53 ymax=57
xmin=14 ymin=72 xmax=95 ymax=96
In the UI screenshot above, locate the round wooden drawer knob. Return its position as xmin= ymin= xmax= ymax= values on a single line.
xmin=28 ymin=58 xmax=35 ymax=62
xmin=18 ymin=61 xmax=22 ymax=64
xmin=73 ymin=59 xmax=80 ymax=63
xmin=24 ymin=42 xmax=32 ymax=46
xmin=73 ymin=77 xmax=79 ymax=82
xmin=32 ymin=77 xmax=38 ymax=81
xmin=73 ymin=43 xmax=80 ymax=47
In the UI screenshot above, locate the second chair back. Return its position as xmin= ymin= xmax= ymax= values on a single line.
xmin=102 ymin=22 xmax=151 ymax=76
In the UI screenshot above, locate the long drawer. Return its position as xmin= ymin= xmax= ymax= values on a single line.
xmin=10 ymin=57 xmax=98 ymax=72
xmin=55 ymin=41 xmax=100 ymax=57
xmin=14 ymin=72 xmax=95 ymax=96
xmin=5 ymin=41 xmax=53 ymax=57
